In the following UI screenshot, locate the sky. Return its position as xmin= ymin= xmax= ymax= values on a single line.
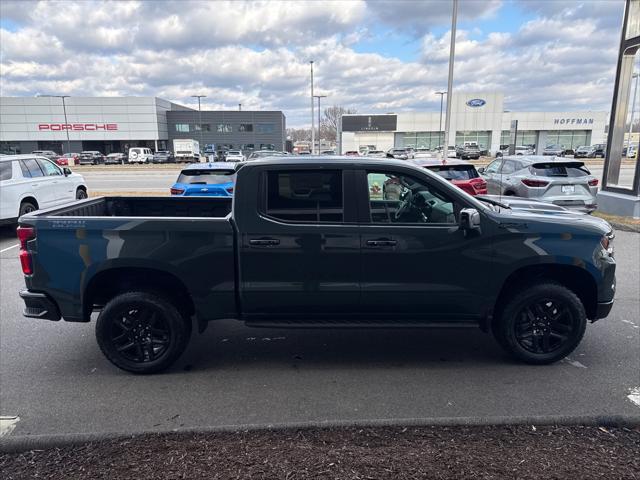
xmin=0 ymin=0 xmax=627 ymax=127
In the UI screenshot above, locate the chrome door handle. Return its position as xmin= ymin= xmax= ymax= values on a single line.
xmin=249 ymin=238 xmax=280 ymax=246
xmin=366 ymin=239 xmax=397 ymax=247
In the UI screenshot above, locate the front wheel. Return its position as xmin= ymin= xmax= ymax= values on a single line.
xmin=96 ymin=291 xmax=191 ymax=374
xmin=76 ymin=188 xmax=88 ymax=200
xmin=493 ymin=282 xmax=586 ymax=364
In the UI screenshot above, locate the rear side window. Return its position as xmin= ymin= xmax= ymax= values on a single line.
xmin=428 ymin=165 xmax=479 ymax=180
xmin=177 ymin=169 xmax=236 ymax=184
xmin=0 ymin=162 xmax=12 ymax=181
xmin=264 ymin=170 xmax=343 ymax=223
xmin=22 ymin=158 xmax=44 ymax=178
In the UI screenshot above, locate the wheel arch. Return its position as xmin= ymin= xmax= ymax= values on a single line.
xmin=19 ymin=195 xmax=39 ymax=211
xmin=492 ymin=264 xmax=598 ymax=327
xmin=83 ymin=266 xmax=196 ymax=324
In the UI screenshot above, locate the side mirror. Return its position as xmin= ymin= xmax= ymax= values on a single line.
xmin=459 ymin=208 xmax=481 ymax=233
xmin=477 ymin=167 xmax=485 ymax=174
xmin=63 ymin=167 xmax=72 ymax=176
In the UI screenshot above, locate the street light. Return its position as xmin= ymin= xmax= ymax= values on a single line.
xmin=191 ymin=95 xmax=206 ymax=154
xmin=37 ymin=94 xmax=70 ymax=155
xmin=435 ymin=91 xmax=447 ymax=154
xmin=310 ymin=61 xmax=315 ymax=154
xmin=443 ymin=0 xmax=458 ymax=158
xmin=313 ymin=95 xmax=327 ymax=154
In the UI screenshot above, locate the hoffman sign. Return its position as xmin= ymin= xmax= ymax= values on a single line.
xmin=553 ymin=118 xmax=594 ymax=125
xmin=38 ymin=123 xmax=118 ymax=131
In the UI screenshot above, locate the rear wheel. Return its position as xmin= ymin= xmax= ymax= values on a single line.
xmin=493 ymin=282 xmax=586 ymax=364
xmin=19 ymin=201 xmax=37 ymax=216
xmin=96 ymin=291 xmax=191 ymax=374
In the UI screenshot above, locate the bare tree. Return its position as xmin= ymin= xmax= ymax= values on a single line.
xmin=321 ymin=105 xmax=357 ymax=140
xmin=286 ymin=127 xmax=312 ymax=142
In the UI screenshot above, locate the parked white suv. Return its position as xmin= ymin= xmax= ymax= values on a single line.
xmin=0 ymin=155 xmax=88 ymax=224
xmin=128 ymin=147 xmax=153 ymax=164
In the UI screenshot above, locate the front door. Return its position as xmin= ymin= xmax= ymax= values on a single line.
xmin=239 ymin=168 xmax=361 ymax=320
xmin=37 ymin=158 xmax=74 ymax=203
xmin=481 ymin=158 xmax=504 ymax=194
xmin=359 ymin=169 xmax=492 ymax=322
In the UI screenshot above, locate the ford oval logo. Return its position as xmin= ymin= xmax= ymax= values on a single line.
xmin=466 ymin=98 xmax=486 ymax=107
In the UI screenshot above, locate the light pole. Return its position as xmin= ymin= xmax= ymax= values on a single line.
xmin=314 ymin=95 xmax=327 ymax=154
xmin=443 ymin=0 xmax=458 ymax=157
xmin=191 ymin=95 xmax=206 ymax=154
xmin=38 ymin=94 xmax=71 ymax=155
xmin=310 ymin=60 xmax=315 ymax=154
xmin=239 ymin=103 xmax=242 ymax=111
xmin=435 ymin=91 xmax=447 ymax=154
xmin=628 ymin=73 xmax=639 ymax=150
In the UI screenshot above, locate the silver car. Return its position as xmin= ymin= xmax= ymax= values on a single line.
xmin=479 ymin=156 xmax=598 ymax=213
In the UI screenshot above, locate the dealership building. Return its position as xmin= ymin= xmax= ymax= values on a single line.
xmin=0 ymin=96 xmax=286 ymax=155
xmin=341 ymin=92 xmax=608 ymax=155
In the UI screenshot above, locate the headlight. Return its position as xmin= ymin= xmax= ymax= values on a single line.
xmin=601 ymin=232 xmax=614 ymax=256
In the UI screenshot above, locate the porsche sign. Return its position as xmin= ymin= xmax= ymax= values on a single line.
xmin=38 ymin=123 xmax=118 ymax=131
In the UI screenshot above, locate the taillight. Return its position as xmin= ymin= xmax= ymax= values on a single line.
xmin=170 ymin=187 xmax=184 ymax=195
xmin=17 ymin=225 xmax=36 ymax=275
xmin=521 ymin=178 xmax=549 ymax=187
xmin=226 ymin=187 xmax=234 ymax=194
xmin=588 ymin=178 xmax=599 ymax=186
xmin=472 ymin=179 xmax=487 ymax=190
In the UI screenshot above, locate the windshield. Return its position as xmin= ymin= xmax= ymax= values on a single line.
xmin=177 ymin=169 xmax=236 ymax=184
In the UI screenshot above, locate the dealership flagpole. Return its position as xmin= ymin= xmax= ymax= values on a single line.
xmin=435 ymin=91 xmax=446 ymax=154
xmin=37 ymin=94 xmax=71 ymax=155
xmin=443 ymin=0 xmax=458 ymax=159
xmin=314 ymin=95 xmax=327 ymax=153
xmin=191 ymin=95 xmax=206 ymax=155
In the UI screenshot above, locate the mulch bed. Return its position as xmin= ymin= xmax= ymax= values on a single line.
xmin=2 ymin=425 xmax=639 ymax=479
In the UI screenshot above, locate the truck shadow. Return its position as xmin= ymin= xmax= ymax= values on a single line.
xmin=180 ymin=319 xmax=508 ymax=372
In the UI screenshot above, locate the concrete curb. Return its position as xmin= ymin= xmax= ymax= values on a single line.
xmin=2 ymin=414 xmax=639 ymax=453
xmin=607 ymin=220 xmax=640 ymax=233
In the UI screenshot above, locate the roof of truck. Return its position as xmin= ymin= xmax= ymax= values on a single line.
xmin=244 ymin=155 xmax=412 ymax=168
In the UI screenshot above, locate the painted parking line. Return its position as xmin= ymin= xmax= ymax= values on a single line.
xmin=628 ymin=387 xmax=640 ymax=408
xmin=0 ymin=244 xmax=19 ymax=253
xmin=0 ymin=416 xmax=20 ymax=437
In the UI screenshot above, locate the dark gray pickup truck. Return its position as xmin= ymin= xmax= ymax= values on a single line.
xmin=17 ymin=157 xmax=616 ymax=373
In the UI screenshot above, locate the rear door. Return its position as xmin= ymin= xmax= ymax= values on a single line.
xmin=239 ymin=167 xmax=361 ymax=319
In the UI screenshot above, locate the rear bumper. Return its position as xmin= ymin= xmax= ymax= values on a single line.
xmin=594 ymin=300 xmax=614 ymax=320
xmin=19 ymin=290 xmax=61 ymax=321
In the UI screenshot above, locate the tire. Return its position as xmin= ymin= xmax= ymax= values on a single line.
xmin=96 ymin=291 xmax=192 ymax=374
xmin=19 ymin=200 xmax=37 ymax=216
xmin=76 ymin=188 xmax=88 ymax=200
xmin=493 ymin=282 xmax=586 ymax=364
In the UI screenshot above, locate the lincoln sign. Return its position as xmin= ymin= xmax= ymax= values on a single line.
xmin=38 ymin=123 xmax=118 ymax=131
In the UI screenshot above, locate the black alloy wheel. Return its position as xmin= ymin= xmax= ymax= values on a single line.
xmin=96 ymin=291 xmax=191 ymax=374
xmin=110 ymin=307 xmax=171 ymax=364
xmin=513 ymin=298 xmax=577 ymax=355
xmin=19 ymin=201 xmax=37 ymax=216
xmin=494 ymin=282 xmax=586 ymax=364
xmin=76 ymin=189 xmax=88 ymax=200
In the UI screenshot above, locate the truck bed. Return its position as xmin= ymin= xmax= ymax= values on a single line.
xmin=35 ymin=196 xmax=233 ymax=218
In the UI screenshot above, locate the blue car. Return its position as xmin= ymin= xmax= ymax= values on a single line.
xmin=170 ymin=162 xmax=237 ymax=196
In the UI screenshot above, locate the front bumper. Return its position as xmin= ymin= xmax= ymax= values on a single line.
xmin=19 ymin=290 xmax=61 ymax=321
xmin=595 ymin=300 xmax=614 ymax=320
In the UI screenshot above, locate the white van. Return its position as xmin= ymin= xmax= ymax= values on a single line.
xmin=128 ymin=147 xmax=153 ymax=164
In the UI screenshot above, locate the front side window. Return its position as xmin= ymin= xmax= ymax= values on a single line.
xmin=22 ymin=158 xmax=44 ymax=178
xmin=175 ymin=124 xmax=190 ymax=132
xmin=484 ymin=159 xmax=502 ymax=174
xmin=264 ymin=170 xmax=343 ymax=223
xmin=367 ymin=172 xmax=458 ymax=224
xmin=37 ymin=159 xmax=62 ymax=176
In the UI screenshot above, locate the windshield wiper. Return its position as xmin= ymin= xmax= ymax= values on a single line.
xmin=476 ymin=196 xmax=511 ymax=210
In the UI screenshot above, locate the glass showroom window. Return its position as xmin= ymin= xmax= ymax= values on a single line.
xmin=175 ymin=124 xmax=190 ymax=132
xmin=256 ymin=123 xmax=275 ymax=134
xmin=194 ymin=124 xmax=211 ymax=132
xmin=455 ymin=131 xmax=491 ymax=150
xmin=239 ymin=124 xmax=253 ymax=132
xmin=217 ymin=124 xmax=232 ymax=133
xmin=396 ymin=132 xmax=442 ymax=149
xmin=546 ymin=130 xmax=590 ymax=149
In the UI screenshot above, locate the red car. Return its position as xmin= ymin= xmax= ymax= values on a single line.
xmin=55 ymin=153 xmax=79 ymax=166
xmin=413 ymin=158 xmax=487 ymax=196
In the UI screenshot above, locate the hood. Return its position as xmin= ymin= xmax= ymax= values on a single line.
xmin=499 ymin=208 xmax=612 ymax=235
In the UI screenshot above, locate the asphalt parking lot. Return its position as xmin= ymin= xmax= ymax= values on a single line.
xmin=0 ymin=221 xmax=638 ymax=440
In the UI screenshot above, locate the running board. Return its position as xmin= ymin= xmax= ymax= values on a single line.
xmin=244 ymin=319 xmax=479 ymax=329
